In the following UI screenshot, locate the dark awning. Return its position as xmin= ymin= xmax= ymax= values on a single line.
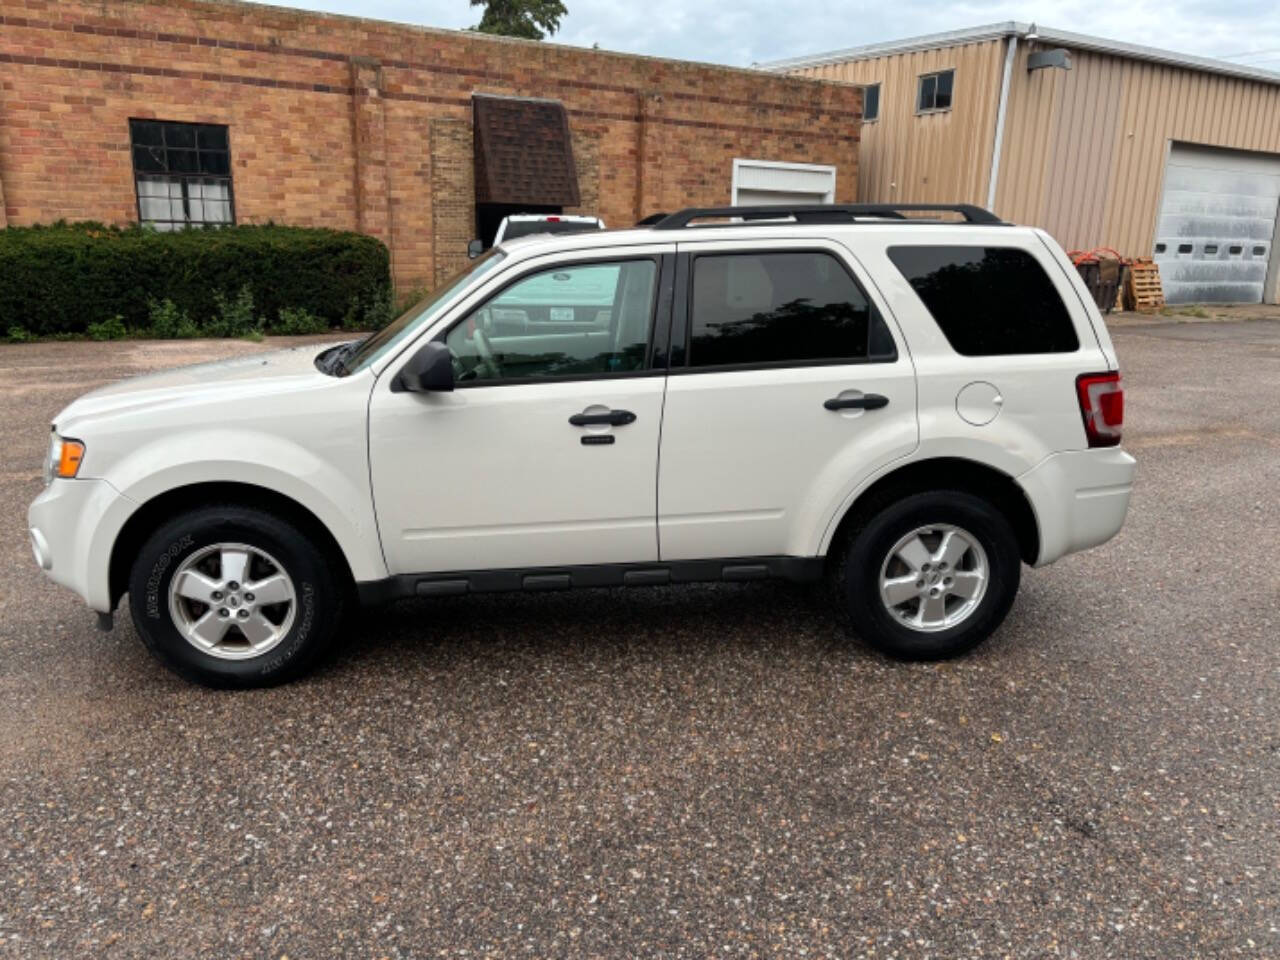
xmin=473 ymin=94 xmax=580 ymax=207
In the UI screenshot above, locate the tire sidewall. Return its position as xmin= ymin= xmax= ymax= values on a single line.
xmin=844 ymin=491 xmax=1021 ymax=660
xmin=128 ymin=508 xmax=334 ymax=687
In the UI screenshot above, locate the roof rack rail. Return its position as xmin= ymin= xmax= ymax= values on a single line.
xmin=650 ymin=203 xmax=1006 ymax=229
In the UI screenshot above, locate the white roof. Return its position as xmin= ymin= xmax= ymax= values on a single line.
xmin=758 ymin=22 xmax=1280 ymax=88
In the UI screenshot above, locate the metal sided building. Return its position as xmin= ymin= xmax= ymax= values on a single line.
xmin=764 ymin=23 xmax=1280 ymax=304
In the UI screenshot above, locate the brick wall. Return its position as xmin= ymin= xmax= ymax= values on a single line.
xmin=0 ymin=0 xmax=861 ymax=292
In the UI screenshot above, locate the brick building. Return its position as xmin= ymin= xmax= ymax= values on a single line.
xmin=0 ymin=0 xmax=861 ymax=292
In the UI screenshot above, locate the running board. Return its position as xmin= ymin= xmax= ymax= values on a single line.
xmin=356 ymin=556 xmax=824 ymax=605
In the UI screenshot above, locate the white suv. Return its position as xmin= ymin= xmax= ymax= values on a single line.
xmin=29 ymin=204 xmax=1135 ymax=687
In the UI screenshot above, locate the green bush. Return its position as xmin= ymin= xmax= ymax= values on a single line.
xmin=148 ymin=298 xmax=200 ymax=339
xmin=343 ymin=282 xmax=397 ymax=332
xmin=209 ymin=284 xmax=261 ymax=338
xmin=86 ymin=316 xmax=128 ymax=341
xmin=0 ymin=222 xmax=391 ymax=337
xmin=6 ymin=325 xmax=33 ymax=343
xmin=270 ymin=306 xmax=330 ymax=336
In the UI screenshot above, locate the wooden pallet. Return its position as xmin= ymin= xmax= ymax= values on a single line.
xmin=1126 ymin=258 xmax=1165 ymax=311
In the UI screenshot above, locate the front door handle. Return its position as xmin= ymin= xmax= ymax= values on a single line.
xmin=824 ymin=394 xmax=889 ymax=411
xmin=569 ymin=409 xmax=637 ymax=427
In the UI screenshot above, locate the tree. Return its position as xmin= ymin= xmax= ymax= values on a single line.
xmin=470 ymin=0 xmax=567 ymax=40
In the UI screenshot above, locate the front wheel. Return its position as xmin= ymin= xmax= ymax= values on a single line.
xmin=838 ymin=491 xmax=1021 ymax=660
xmin=127 ymin=505 xmax=345 ymax=687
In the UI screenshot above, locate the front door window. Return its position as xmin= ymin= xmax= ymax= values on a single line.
xmin=446 ymin=259 xmax=659 ymax=383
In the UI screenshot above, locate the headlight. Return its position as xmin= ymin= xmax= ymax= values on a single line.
xmin=45 ymin=433 xmax=85 ymax=485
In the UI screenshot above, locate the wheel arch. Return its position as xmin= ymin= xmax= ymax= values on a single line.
xmin=823 ymin=457 xmax=1040 ymax=568
xmin=108 ymin=481 xmax=356 ymax=609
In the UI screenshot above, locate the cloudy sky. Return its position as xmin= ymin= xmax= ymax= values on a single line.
xmin=265 ymin=0 xmax=1280 ymax=70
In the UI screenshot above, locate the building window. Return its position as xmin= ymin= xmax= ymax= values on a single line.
xmin=862 ymin=83 xmax=880 ymax=122
xmin=916 ymin=70 xmax=954 ymax=113
xmin=129 ymin=119 xmax=234 ymax=230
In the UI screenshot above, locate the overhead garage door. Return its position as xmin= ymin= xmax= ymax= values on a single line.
xmin=1154 ymin=143 xmax=1280 ymax=303
xmin=732 ymin=159 xmax=836 ymax=207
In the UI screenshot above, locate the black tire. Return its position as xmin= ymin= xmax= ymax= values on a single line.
xmin=837 ymin=490 xmax=1021 ymax=660
xmin=127 ymin=504 xmax=346 ymax=688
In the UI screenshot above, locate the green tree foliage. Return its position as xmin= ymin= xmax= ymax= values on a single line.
xmin=470 ymin=0 xmax=567 ymax=40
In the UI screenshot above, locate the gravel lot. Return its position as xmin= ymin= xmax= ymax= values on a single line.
xmin=1 ymin=321 xmax=1277 ymax=958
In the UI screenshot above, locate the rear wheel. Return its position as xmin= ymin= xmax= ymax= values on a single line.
xmin=838 ymin=491 xmax=1021 ymax=660
xmin=127 ymin=505 xmax=345 ymax=687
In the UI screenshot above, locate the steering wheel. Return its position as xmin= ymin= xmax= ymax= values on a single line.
xmin=472 ymin=326 xmax=501 ymax=380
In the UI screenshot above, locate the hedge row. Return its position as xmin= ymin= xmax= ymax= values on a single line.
xmin=0 ymin=222 xmax=393 ymax=337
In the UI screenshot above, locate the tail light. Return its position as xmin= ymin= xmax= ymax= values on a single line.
xmin=1076 ymin=372 xmax=1124 ymax=447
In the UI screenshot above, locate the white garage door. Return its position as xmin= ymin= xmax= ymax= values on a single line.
xmin=732 ymin=159 xmax=836 ymax=207
xmin=1154 ymin=143 xmax=1280 ymax=303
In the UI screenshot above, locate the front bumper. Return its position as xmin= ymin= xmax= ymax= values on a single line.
xmin=1017 ymin=447 xmax=1136 ymax=567
xmin=28 ymin=478 xmax=135 ymax=613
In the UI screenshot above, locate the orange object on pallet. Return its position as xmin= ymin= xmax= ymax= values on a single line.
xmin=1125 ymin=257 xmax=1165 ymax=312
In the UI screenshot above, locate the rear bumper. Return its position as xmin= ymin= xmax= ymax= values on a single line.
xmin=1017 ymin=447 xmax=1136 ymax=567
xmin=27 ymin=478 xmax=134 ymax=613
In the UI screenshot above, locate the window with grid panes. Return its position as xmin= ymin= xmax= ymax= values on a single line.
xmin=130 ymin=120 xmax=234 ymax=230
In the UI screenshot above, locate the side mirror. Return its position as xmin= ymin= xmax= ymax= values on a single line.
xmin=393 ymin=341 xmax=454 ymax=393
xmin=467 ymin=239 xmax=485 ymax=259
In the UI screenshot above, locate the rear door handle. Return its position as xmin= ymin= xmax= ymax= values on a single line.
xmin=824 ymin=394 xmax=889 ymax=411
xmin=569 ymin=409 xmax=637 ymax=427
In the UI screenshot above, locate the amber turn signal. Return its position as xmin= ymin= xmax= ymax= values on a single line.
xmin=57 ymin=439 xmax=86 ymax=478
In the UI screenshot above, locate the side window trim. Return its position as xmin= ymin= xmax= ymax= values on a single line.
xmin=670 ymin=245 xmax=899 ymax=375
xmin=668 ymin=252 xmax=691 ymax=370
xmin=648 ymin=253 xmax=677 ymax=370
xmin=434 ymin=252 xmax=674 ymax=389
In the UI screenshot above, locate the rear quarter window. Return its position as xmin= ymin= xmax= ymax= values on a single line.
xmin=887 ymin=245 xmax=1079 ymax=355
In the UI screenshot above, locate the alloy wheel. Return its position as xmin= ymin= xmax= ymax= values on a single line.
xmin=878 ymin=524 xmax=989 ymax=633
xmin=167 ymin=542 xmax=297 ymax=660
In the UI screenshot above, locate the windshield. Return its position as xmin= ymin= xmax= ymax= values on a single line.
xmin=343 ymin=249 xmax=506 ymax=373
xmin=501 ymin=219 xmax=602 ymax=241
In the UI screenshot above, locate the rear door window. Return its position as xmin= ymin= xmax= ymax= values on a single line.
xmin=687 ymin=251 xmax=897 ymax=368
xmin=887 ymin=245 xmax=1079 ymax=355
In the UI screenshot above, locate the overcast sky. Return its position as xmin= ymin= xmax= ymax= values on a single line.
xmin=264 ymin=0 xmax=1280 ymax=70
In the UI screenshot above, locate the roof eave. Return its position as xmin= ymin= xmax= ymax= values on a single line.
xmin=758 ymin=21 xmax=1280 ymax=87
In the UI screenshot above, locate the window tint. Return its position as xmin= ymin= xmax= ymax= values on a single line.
xmin=129 ymin=119 xmax=233 ymax=229
xmin=917 ymin=70 xmax=954 ymax=112
xmin=688 ymin=251 xmax=896 ymax=369
xmin=447 ymin=259 xmax=657 ymax=382
xmin=887 ymin=246 xmax=1079 ymax=355
xmin=863 ymin=83 xmax=880 ymax=122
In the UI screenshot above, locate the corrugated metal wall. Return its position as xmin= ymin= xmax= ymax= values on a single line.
xmin=997 ymin=45 xmax=1280 ymax=259
xmin=795 ymin=41 xmax=1005 ymax=206
xmin=790 ymin=40 xmax=1280 ymax=266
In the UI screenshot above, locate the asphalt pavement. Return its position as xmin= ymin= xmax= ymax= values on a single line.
xmin=0 ymin=321 xmax=1277 ymax=958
